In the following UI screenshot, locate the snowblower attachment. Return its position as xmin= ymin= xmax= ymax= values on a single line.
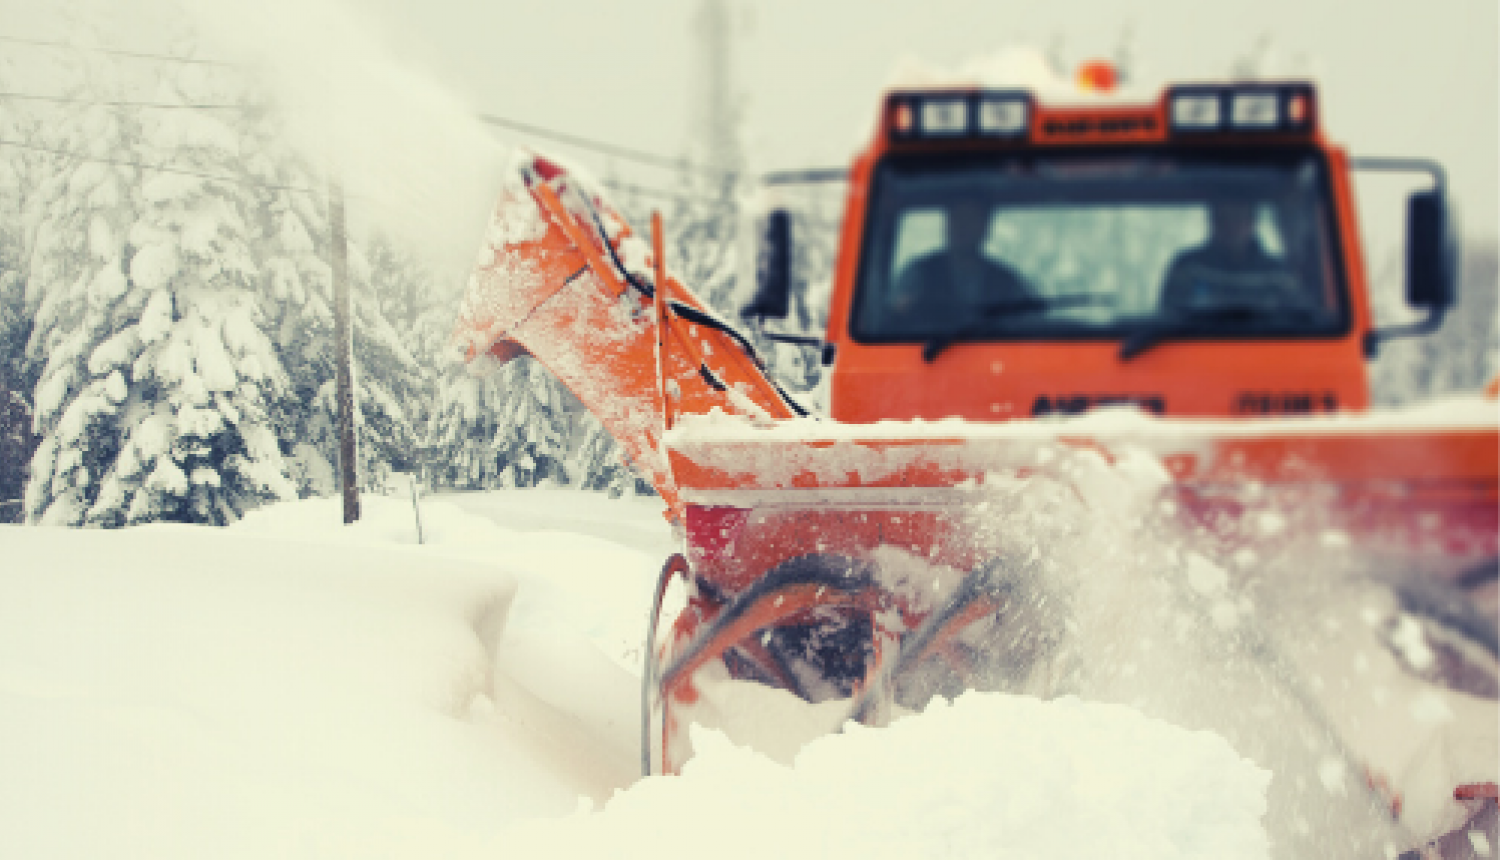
xmin=452 ymin=152 xmax=803 ymax=522
xmin=456 ymin=148 xmax=1497 ymax=858
xmin=451 ymin=151 xmax=1094 ymax=762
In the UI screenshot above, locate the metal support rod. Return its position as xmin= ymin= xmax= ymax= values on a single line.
xmin=328 ymin=175 xmax=360 ymax=525
xmin=1349 ymin=157 xmax=1447 ymax=194
xmin=652 ymin=211 xmax=672 ymax=431
xmin=760 ymin=167 xmax=849 ymax=186
xmin=408 ymin=473 xmax=424 ymax=545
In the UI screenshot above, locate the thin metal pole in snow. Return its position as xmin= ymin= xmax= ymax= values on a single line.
xmin=328 ymin=175 xmax=360 ymax=525
xmin=408 ymin=473 xmax=425 ymax=545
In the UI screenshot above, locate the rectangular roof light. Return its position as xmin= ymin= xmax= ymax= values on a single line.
xmin=1231 ymin=92 xmax=1280 ymax=129
xmin=919 ymin=98 xmax=969 ymax=136
xmin=977 ymin=98 xmax=1028 ymax=135
xmin=1171 ymin=93 xmax=1223 ymax=131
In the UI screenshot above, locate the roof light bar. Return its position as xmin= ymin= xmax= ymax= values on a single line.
xmin=883 ymin=83 xmax=1316 ymax=145
xmin=888 ymin=91 xmax=1032 ymax=142
xmin=1168 ymin=83 xmax=1317 ymax=135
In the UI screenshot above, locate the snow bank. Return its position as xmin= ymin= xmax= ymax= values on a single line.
xmin=234 ymin=491 xmax=664 ymax=790
xmin=0 ymin=491 xmax=668 ymax=860
xmin=510 ymin=691 xmax=1271 ymax=860
xmin=1 ymin=486 xmax=1488 ymax=859
xmin=234 ymin=491 xmax=666 ymax=678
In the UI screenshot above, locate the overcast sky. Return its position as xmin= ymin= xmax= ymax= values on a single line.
xmin=3 ymin=0 xmax=1496 ymax=250
xmin=344 ymin=0 xmax=1498 ymax=240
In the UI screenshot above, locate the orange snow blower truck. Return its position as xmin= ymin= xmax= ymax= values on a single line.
xmin=455 ymin=78 xmax=1497 ymax=853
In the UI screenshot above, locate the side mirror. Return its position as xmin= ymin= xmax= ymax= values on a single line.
xmin=1405 ymin=189 xmax=1457 ymax=311
xmin=743 ymin=209 xmax=792 ymax=319
xmin=1352 ymin=156 xmax=1459 ymax=357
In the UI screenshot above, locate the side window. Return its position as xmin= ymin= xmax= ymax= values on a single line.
xmin=890 ymin=209 xmax=946 ymax=282
xmin=858 ymin=208 xmax=946 ymax=336
xmin=875 ymin=209 xmax=949 ymax=333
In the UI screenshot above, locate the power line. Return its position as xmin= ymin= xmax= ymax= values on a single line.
xmin=0 ymin=137 xmax=319 ymax=194
xmin=477 ymin=112 xmax=732 ymax=180
xmin=0 ymin=83 xmax=719 ymax=177
xmin=601 ymin=177 xmax=729 ymax=206
xmin=4 ymin=84 xmax=736 ymax=185
xmin=0 ymin=136 xmax=843 ymax=231
xmin=0 ymin=50 xmax=843 ymax=204
xmin=1 ymin=49 xmax=802 ymax=189
xmin=0 ymin=130 xmax=706 ymax=206
xmin=478 ymin=113 xmax=847 ymax=190
xmin=762 ymin=167 xmax=848 ymax=186
xmin=3 ymin=36 xmax=840 ymax=189
xmin=0 ymin=91 xmax=245 ymax=110
xmin=602 ymin=178 xmax=842 ymax=230
xmin=0 ymin=34 xmax=240 ymax=68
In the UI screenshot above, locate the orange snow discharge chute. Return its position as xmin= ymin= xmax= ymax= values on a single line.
xmin=451 ymin=152 xmax=798 ymax=522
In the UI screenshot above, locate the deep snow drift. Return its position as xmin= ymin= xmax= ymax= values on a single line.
xmin=510 ymin=694 xmax=1271 ymax=860
xmin=0 ymin=482 xmax=1492 ymax=859
xmin=0 ymin=489 xmax=1272 ymax=860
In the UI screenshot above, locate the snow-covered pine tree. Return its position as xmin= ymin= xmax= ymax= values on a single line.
xmin=0 ymin=185 xmax=36 ymax=517
xmin=238 ymin=122 xmax=425 ymax=495
xmin=308 ymin=236 xmax=426 ymax=487
xmin=23 ymin=54 xmax=148 ymax=524
xmin=366 ymin=233 xmax=438 ymax=359
xmin=235 ymin=123 xmax=336 ymax=493
xmin=1 ymin=30 xmax=79 ymax=520
xmin=569 ymin=410 xmax=653 ymax=497
xmin=357 ymin=233 xmax=436 ymax=471
xmin=0 ymin=112 xmax=37 ymax=514
xmin=0 ymin=265 xmax=34 ymax=521
xmin=27 ymin=65 xmax=296 ymax=526
xmin=663 ymin=176 xmax=743 ymax=315
xmin=424 ymin=354 xmax=572 ymax=490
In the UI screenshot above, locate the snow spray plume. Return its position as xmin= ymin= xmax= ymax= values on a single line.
xmin=959 ymin=444 xmax=1409 ymax=859
xmin=186 ymin=0 xmax=507 ymax=292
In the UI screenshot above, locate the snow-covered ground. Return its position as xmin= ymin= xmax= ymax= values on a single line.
xmin=0 ymin=486 xmax=1492 ymax=858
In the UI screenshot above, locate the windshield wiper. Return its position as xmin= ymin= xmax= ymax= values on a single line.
xmin=922 ymin=294 xmax=1100 ymax=363
xmin=1118 ymin=304 xmax=1284 ymax=362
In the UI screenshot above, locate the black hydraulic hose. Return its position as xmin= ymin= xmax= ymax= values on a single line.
xmin=668 ymin=301 xmax=811 ymax=418
xmin=548 ymin=173 xmax=812 ymax=418
xmin=575 ymin=187 xmax=657 ymax=299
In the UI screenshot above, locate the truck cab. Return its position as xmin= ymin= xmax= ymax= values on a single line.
xmin=751 ymin=82 xmax=1456 ymax=422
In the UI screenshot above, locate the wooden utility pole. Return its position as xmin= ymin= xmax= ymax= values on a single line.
xmin=328 ymin=176 xmax=360 ymax=524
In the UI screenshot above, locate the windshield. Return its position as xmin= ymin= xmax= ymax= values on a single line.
xmin=852 ymin=151 xmax=1347 ymax=347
